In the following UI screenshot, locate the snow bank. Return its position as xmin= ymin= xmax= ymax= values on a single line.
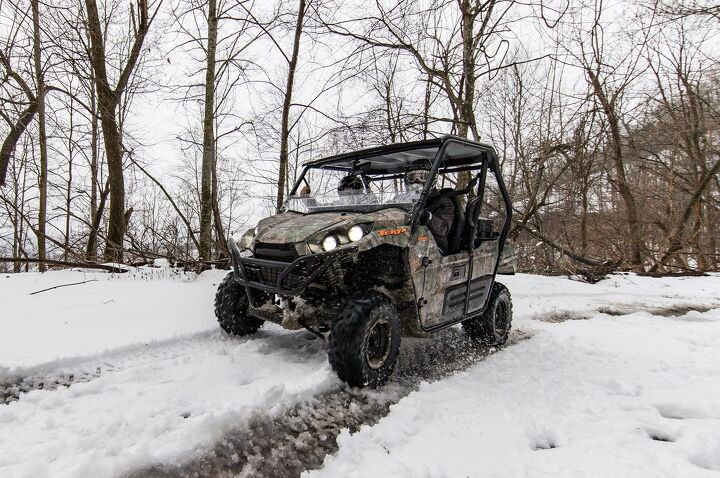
xmin=0 ymin=267 xmax=227 ymax=374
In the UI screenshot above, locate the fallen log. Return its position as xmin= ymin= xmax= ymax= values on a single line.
xmin=0 ymin=257 xmax=128 ymax=273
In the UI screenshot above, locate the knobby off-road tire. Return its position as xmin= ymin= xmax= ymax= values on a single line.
xmin=462 ymin=282 xmax=512 ymax=346
xmin=329 ymin=291 xmax=401 ymax=388
xmin=214 ymin=272 xmax=263 ymax=336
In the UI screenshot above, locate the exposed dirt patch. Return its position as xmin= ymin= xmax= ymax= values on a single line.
xmin=648 ymin=432 xmax=675 ymax=443
xmin=535 ymin=311 xmax=592 ymax=323
xmin=126 ymin=328 xmax=531 ymax=478
xmin=533 ymin=442 xmax=558 ymax=450
xmin=0 ymin=369 xmax=101 ymax=404
xmin=598 ymin=304 xmax=716 ymax=317
xmin=0 ymin=332 xmax=219 ymax=405
xmin=535 ymin=304 xmax=718 ymax=324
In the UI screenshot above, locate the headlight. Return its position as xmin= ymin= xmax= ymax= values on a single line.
xmin=238 ymin=227 xmax=256 ymax=250
xmin=322 ymin=235 xmax=338 ymax=251
xmin=348 ymin=225 xmax=365 ymax=242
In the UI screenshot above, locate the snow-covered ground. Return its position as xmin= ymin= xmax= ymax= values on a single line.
xmin=1 ymin=266 xmax=719 ymax=477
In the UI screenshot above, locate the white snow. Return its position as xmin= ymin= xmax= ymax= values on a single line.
xmin=1 ymin=269 xmax=719 ymax=477
xmin=1 ymin=268 xmax=336 ymax=477
xmin=308 ymin=274 xmax=720 ymax=478
xmin=0 ymin=267 xmax=225 ymax=372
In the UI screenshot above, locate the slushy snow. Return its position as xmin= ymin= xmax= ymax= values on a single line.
xmin=1 ymin=267 xmax=719 ymax=477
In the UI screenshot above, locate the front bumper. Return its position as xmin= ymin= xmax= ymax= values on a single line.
xmin=228 ymin=238 xmax=356 ymax=296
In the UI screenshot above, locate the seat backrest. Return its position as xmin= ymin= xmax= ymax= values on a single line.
xmin=462 ymin=196 xmax=483 ymax=250
xmin=437 ymin=188 xmax=464 ymax=254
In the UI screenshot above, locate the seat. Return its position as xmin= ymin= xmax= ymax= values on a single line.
xmin=462 ymin=196 xmax=482 ymax=250
xmin=436 ymin=188 xmax=464 ymax=255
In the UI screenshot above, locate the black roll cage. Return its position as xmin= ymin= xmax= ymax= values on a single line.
xmin=288 ymin=135 xmax=512 ymax=276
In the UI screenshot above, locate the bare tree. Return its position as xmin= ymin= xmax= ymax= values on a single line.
xmin=30 ymin=0 xmax=48 ymax=270
xmin=83 ymin=0 xmax=162 ymax=262
xmin=196 ymin=0 xmax=219 ymax=261
xmin=275 ymin=0 xmax=307 ymax=211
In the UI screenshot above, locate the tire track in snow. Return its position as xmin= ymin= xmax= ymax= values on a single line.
xmin=126 ymin=328 xmax=532 ymax=478
xmin=534 ymin=304 xmax=718 ymax=323
xmin=0 ymin=331 xmax=224 ymax=404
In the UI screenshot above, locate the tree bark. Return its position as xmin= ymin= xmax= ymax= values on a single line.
xmin=0 ymin=104 xmax=37 ymax=188
xmin=65 ymin=95 xmax=75 ymax=261
xmin=0 ymin=51 xmax=37 ymax=187
xmin=83 ymin=0 xmax=151 ymax=263
xmin=31 ymin=0 xmax=48 ymax=271
xmin=199 ymin=0 xmax=218 ymax=260
xmin=86 ymin=78 xmax=100 ymax=261
xmin=276 ymin=0 xmax=306 ymax=213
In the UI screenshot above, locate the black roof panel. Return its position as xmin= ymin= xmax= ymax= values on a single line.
xmin=303 ymin=136 xmax=497 ymax=174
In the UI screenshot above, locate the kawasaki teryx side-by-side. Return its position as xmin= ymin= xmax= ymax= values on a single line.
xmin=215 ymin=135 xmax=516 ymax=387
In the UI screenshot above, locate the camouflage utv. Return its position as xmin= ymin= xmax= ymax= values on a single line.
xmin=216 ymin=135 xmax=516 ymax=387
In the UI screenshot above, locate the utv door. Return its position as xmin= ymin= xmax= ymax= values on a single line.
xmin=409 ymin=140 xmax=511 ymax=332
xmin=409 ymin=227 xmax=498 ymax=331
xmin=408 ymin=233 xmax=473 ymax=331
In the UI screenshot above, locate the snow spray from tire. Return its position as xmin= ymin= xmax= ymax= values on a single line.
xmin=127 ymin=328 xmax=530 ymax=478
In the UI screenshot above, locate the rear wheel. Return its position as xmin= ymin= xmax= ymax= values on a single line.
xmin=328 ymin=291 xmax=400 ymax=388
xmin=462 ymin=282 xmax=512 ymax=345
xmin=214 ymin=272 xmax=263 ymax=336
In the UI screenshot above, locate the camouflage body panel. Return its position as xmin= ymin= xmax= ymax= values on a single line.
xmin=497 ymin=240 xmax=517 ymax=274
xmin=253 ymin=208 xmax=411 ymax=254
xmin=256 ymin=211 xmax=348 ymax=244
xmin=239 ymin=206 xmax=506 ymax=335
xmin=408 ymin=233 xmax=499 ymax=330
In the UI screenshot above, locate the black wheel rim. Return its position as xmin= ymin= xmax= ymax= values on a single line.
xmin=494 ymin=300 xmax=509 ymax=337
xmin=366 ymin=319 xmax=391 ymax=369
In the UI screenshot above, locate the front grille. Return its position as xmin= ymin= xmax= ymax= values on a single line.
xmin=237 ymin=247 xmax=355 ymax=293
xmin=244 ymin=263 xmax=282 ymax=286
xmin=281 ymin=255 xmax=322 ymax=290
xmin=253 ymin=242 xmax=298 ymax=263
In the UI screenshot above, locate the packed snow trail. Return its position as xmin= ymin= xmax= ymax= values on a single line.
xmin=1 ymin=267 xmax=719 ymax=478
xmin=309 ymin=308 xmax=720 ymax=478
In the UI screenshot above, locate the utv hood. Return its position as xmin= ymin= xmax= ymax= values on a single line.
xmin=255 ymin=212 xmax=355 ymax=244
xmin=254 ymin=209 xmax=408 ymax=244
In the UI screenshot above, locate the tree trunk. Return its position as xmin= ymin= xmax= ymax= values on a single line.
xmin=65 ymin=94 xmax=74 ymax=261
xmin=199 ymin=0 xmax=218 ymax=261
xmin=211 ymin=146 xmax=228 ymax=259
xmin=586 ymin=68 xmax=643 ymax=268
xmin=84 ymin=0 xmax=150 ymax=263
xmin=276 ymin=0 xmax=306 ymax=213
xmin=98 ymin=104 xmax=126 ymax=262
xmin=86 ymin=80 xmax=99 ymax=261
xmin=32 ymin=0 xmax=48 ymax=271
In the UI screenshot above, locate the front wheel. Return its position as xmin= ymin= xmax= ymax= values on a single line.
xmin=328 ymin=291 xmax=400 ymax=388
xmin=214 ymin=272 xmax=263 ymax=336
xmin=462 ymin=282 xmax=512 ymax=345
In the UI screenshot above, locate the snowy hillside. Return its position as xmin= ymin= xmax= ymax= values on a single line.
xmin=1 ymin=267 xmax=719 ymax=477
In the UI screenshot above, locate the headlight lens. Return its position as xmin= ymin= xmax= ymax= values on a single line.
xmin=348 ymin=225 xmax=364 ymax=242
xmin=322 ymin=235 xmax=338 ymax=251
xmin=239 ymin=227 xmax=256 ymax=250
